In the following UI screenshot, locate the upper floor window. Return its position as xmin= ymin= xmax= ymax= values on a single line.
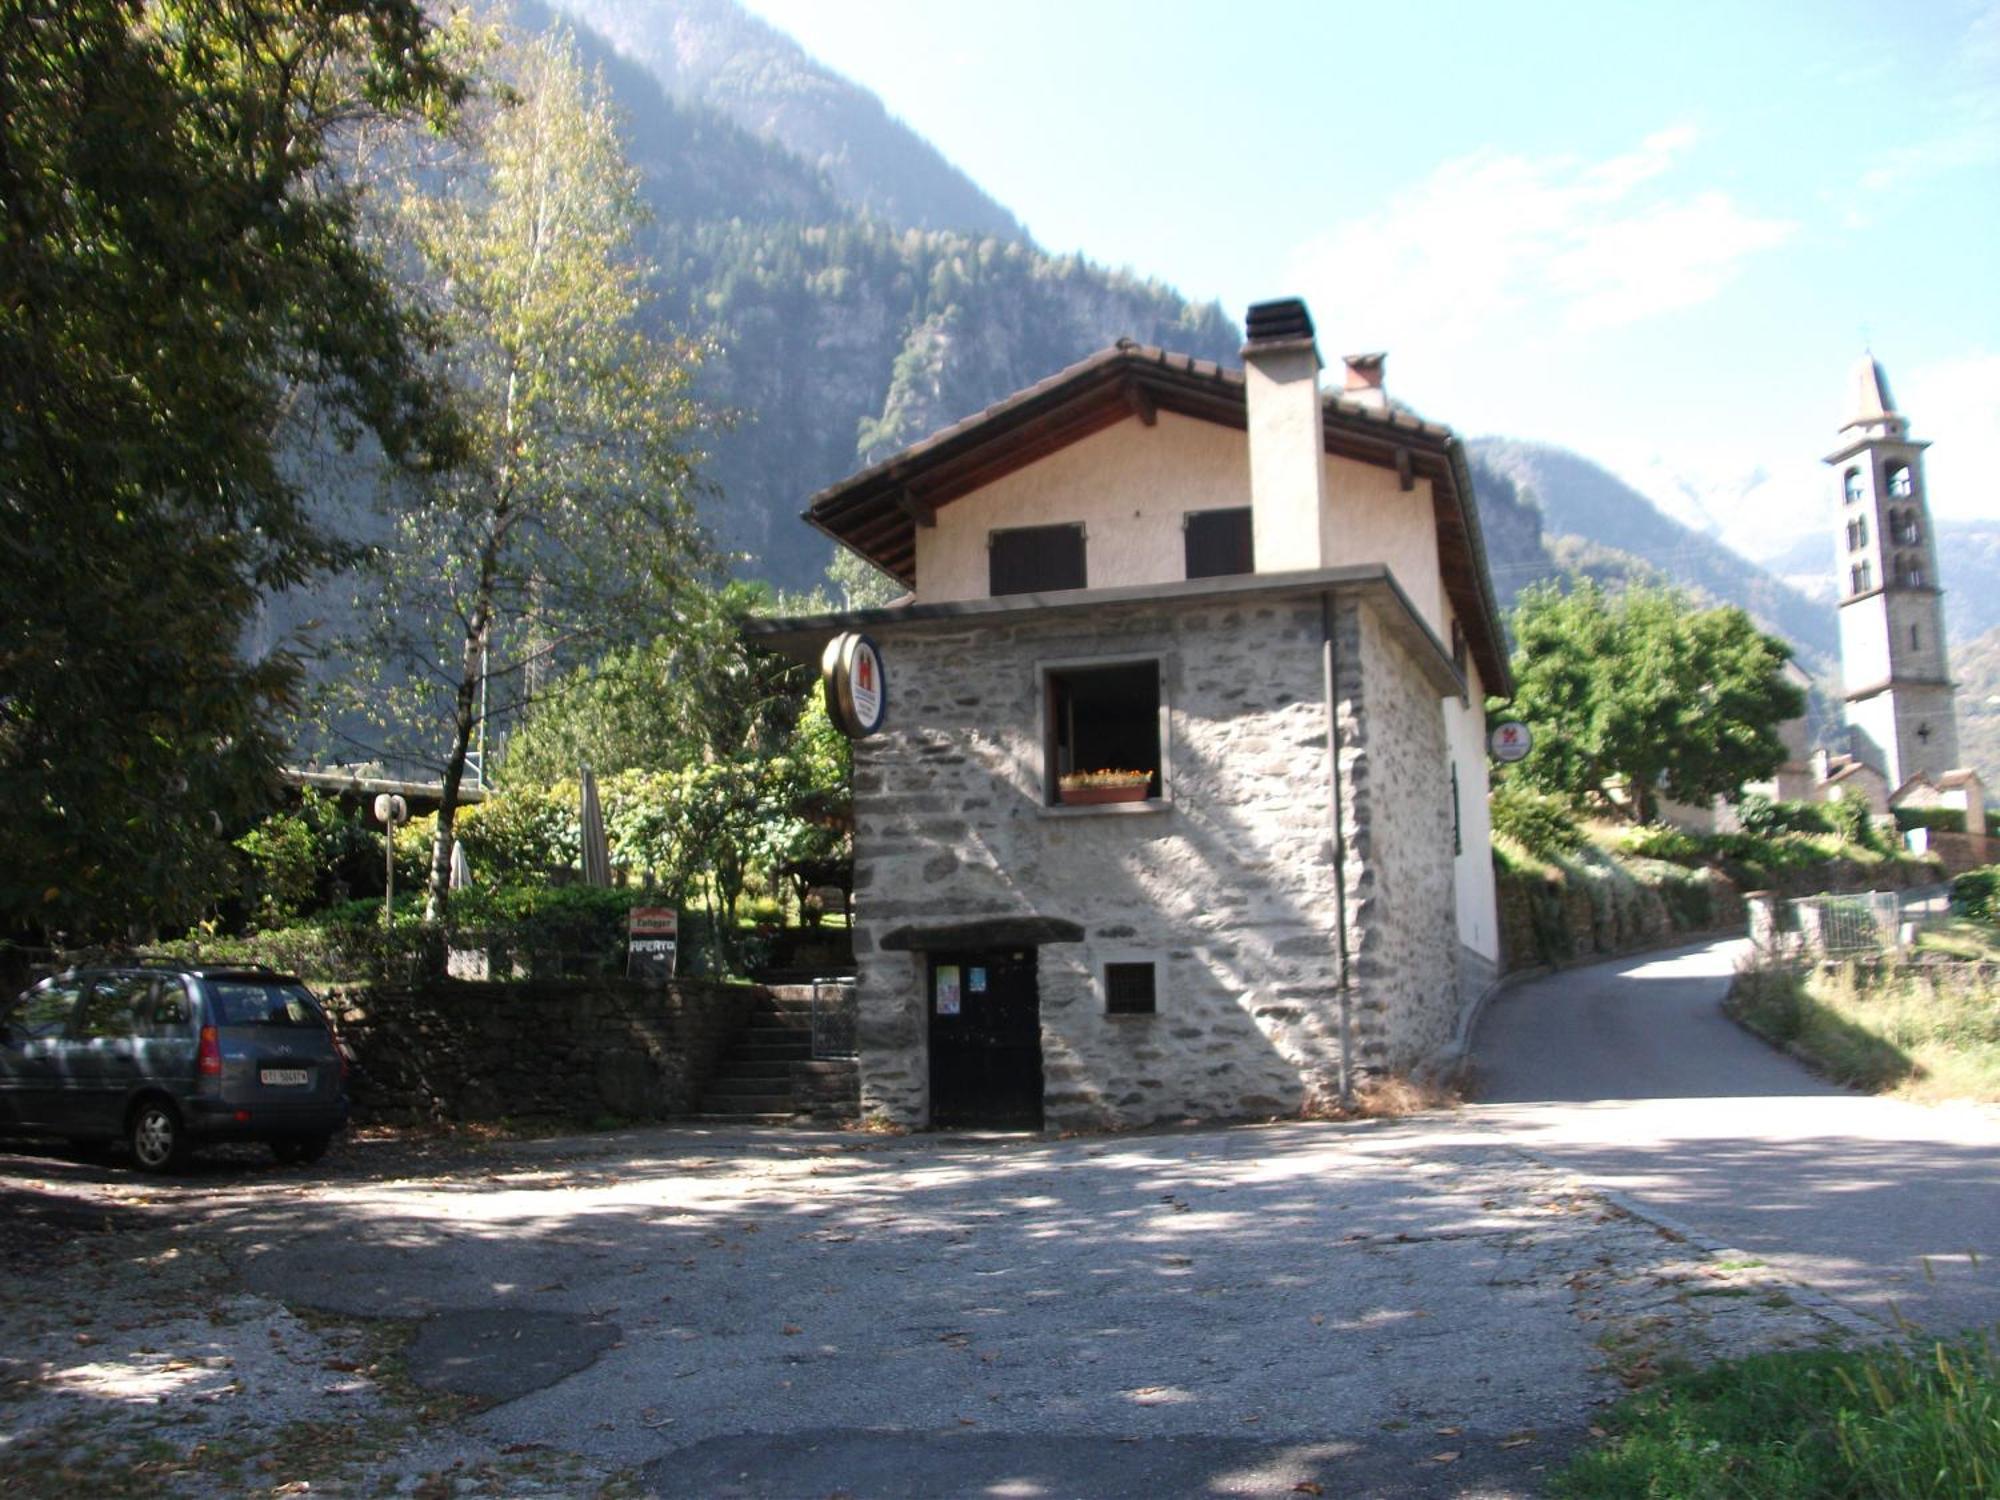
xmin=1847 ymin=516 xmax=1869 ymax=552
xmin=1851 ymin=560 xmax=1873 ymax=595
xmin=990 ymin=524 xmax=1086 ymax=597
xmin=1888 ymin=464 xmax=1913 ymax=498
xmin=1183 ymin=507 xmax=1253 ymax=580
xmin=1893 ymin=509 xmax=1922 ymax=546
xmin=1900 ymin=554 xmax=1926 ymax=588
xmin=1844 ymin=468 xmax=1865 ymax=503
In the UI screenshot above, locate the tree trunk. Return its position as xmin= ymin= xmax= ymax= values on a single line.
xmin=423 ymin=617 xmax=486 ymax=926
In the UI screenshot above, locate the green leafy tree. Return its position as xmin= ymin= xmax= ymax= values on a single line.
xmin=0 ymin=0 xmax=462 ymax=941
xmin=338 ymin=24 xmax=715 ymax=923
xmin=1499 ymin=580 xmax=1807 ymax=824
xmin=499 ymin=582 xmax=799 ymax=786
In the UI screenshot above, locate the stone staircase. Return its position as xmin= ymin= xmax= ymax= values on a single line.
xmin=693 ymin=986 xmax=858 ymax=1124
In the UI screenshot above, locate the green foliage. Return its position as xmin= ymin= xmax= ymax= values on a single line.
xmin=235 ymin=790 xmax=381 ymax=927
xmin=335 ymin=22 xmax=715 ymax=922
xmin=453 ymin=785 xmax=580 ymax=883
xmin=1498 ymin=579 xmax=1806 ymax=824
xmin=1556 ymin=1334 xmax=2000 ymax=1499
xmin=1488 ymin=780 xmax=1587 ymax=861
xmin=1615 ymin=823 xmax=1704 ymax=865
xmin=1895 ymin=805 xmax=1970 ymax=835
xmin=500 ymin=582 xmax=805 ymax=786
xmin=0 ymin=0 xmax=463 ymax=941
xmin=1953 ymin=868 xmax=2000 ymax=924
xmin=1737 ymin=793 xmax=1838 ymax=838
xmin=1823 ymin=795 xmax=1885 ymax=853
xmin=827 ymin=547 xmax=905 ymax=609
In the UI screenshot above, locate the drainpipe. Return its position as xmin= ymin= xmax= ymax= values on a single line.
xmin=1321 ymin=592 xmax=1355 ymax=1109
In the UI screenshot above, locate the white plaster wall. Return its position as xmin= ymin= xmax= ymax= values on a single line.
xmin=1323 ymin=462 xmax=1445 ymax=639
xmin=1442 ymin=656 xmax=1499 ymax=965
xmin=913 ymin=413 xmax=1249 ymax=603
xmin=911 ymin=412 xmax=1452 ymax=647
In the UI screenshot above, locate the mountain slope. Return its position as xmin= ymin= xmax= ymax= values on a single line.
xmin=1757 ymin=521 xmax=2000 ymax=646
xmin=1469 ymin=437 xmax=1839 ymax=665
xmin=524 ymin=0 xmax=1237 ymax=589
xmin=1955 ymin=626 xmax=2000 ymax=800
xmin=546 ymin=0 xmax=1022 ymax=239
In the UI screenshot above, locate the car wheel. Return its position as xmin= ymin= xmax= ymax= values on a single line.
xmin=270 ymin=1134 xmax=330 ymax=1166
xmin=128 ymin=1100 xmax=187 ymax=1173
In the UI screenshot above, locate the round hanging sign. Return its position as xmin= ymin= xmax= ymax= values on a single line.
xmin=822 ymin=631 xmax=888 ymax=738
xmin=1488 ymin=720 xmax=1533 ymax=763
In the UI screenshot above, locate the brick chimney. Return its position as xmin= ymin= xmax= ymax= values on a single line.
xmin=1342 ymin=352 xmax=1388 ymax=410
xmin=1242 ymin=298 xmax=1328 ymax=573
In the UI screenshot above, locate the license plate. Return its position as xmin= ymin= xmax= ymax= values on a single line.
xmin=260 ymin=1068 xmax=309 ymax=1087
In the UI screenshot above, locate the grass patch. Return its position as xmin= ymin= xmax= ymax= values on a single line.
xmin=1916 ymin=918 xmax=2000 ymax=964
xmin=1555 ymin=1331 xmax=2000 ymax=1499
xmin=1728 ymin=958 xmax=2000 ymax=1102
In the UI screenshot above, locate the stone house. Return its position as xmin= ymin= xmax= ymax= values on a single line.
xmin=748 ymin=299 xmax=1511 ymax=1130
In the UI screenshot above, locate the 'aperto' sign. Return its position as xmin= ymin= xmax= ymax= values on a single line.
xmin=822 ymin=631 xmax=888 ymax=739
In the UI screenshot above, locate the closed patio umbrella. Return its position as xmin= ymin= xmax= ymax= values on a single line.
xmin=449 ymin=838 xmax=473 ymax=890
xmin=579 ymin=766 xmax=612 ymax=887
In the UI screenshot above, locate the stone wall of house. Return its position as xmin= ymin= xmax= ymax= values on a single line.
xmin=1344 ymin=601 xmax=1462 ymax=1070
xmin=854 ymin=590 xmax=1460 ymax=1130
xmin=326 ymin=979 xmax=758 ymax=1123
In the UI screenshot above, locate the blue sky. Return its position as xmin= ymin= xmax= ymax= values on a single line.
xmin=738 ymin=0 xmax=1997 ymax=556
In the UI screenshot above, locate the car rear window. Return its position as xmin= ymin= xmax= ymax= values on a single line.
xmin=206 ymin=981 xmax=326 ymax=1029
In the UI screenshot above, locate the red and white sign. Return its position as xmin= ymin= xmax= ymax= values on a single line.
xmin=628 ymin=908 xmax=678 ymax=938
xmin=1488 ymin=720 xmax=1534 ymax=763
xmin=821 ymin=631 xmax=889 ymax=739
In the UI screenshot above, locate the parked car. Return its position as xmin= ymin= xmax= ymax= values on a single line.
xmin=0 ymin=964 xmax=350 ymax=1171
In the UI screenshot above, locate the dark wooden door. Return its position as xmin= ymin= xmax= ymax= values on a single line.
xmin=928 ymin=950 xmax=1042 ymax=1129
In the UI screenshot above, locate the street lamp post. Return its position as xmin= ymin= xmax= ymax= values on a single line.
xmin=373 ymin=793 xmax=410 ymax=928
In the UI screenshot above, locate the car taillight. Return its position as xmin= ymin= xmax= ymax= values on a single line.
xmin=197 ymin=1025 xmax=223 ymax=1077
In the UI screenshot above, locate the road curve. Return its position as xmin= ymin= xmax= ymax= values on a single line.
xmin=1469 ymin=938 xmax=2000 ymax=1334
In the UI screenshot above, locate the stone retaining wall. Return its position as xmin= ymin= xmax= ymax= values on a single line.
xmin=326 ymin=979 xmax=758 ymax=1124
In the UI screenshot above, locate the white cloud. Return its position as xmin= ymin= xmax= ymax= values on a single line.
xmin=1899 ymin=352 xmax=2000 ymax=525
xmin=1284 ymin=127 xmax=1795 ymax=360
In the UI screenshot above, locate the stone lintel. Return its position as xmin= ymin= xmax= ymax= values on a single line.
xmin=879 ymin=917 xmax=1087 ymax=952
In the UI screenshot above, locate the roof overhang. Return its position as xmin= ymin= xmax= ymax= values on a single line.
xmin=802 ymin=342 xmax=1512 ymax=697
xmin=746 ymin=563 xmax=1470 ymax=701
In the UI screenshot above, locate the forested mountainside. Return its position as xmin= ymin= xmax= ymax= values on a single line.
xmin=1758 ymin=521 xmax=2000 ymax=646
xmin=545 ymin=0 xmax=1022 ymax=240
xmin=1468 ymin=438 xmax=1838 ymax=667
xmin=525 ymin=0 xmax=1238 ymax=588
xmin=1956 ymin=627 xmax=2000 ymax=797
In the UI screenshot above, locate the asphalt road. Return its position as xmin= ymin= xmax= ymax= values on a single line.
xmin=1470 ymin=937 xmax=2000 ymax=1335
xmin=160 ymin=1111 xmax=1831 ymax=1499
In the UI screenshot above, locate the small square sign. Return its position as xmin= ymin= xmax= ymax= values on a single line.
xmin=968 ymin=967 xmax=987 ymax=994
xmin=935 ymin=965 xmax=961 ymax=1016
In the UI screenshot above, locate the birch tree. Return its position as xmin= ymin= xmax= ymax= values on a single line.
xmin=348 ymin=24 xmax=713 ymax=922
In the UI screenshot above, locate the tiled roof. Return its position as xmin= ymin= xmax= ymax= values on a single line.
xmin=801 ymin=340 xmax=1510 ymax=695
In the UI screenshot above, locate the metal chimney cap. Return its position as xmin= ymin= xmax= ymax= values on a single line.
xmin=1244 ymin=298 xmax=1316 ymax=346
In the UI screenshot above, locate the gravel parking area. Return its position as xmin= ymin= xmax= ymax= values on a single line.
xmin=0 ymin=1116 xmax=1853 ymax=1498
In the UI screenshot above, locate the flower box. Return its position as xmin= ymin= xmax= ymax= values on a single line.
xmin=1058 ymin=771 xmax=1153 ymax=806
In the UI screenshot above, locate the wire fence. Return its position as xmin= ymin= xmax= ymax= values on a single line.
xmin=1758 ymin=884 xmax=1954 ymax=959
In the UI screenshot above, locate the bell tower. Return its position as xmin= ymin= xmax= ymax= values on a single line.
xmin=1825 ymin=354 xmax=1957 ymax=790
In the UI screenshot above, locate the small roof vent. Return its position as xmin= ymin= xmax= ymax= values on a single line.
xmin=1244 ymin=298 xmax=1316 ymax=346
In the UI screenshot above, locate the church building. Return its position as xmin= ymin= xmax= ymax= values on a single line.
xmin=1827 ymin=353 xmax=1960 ymax=793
